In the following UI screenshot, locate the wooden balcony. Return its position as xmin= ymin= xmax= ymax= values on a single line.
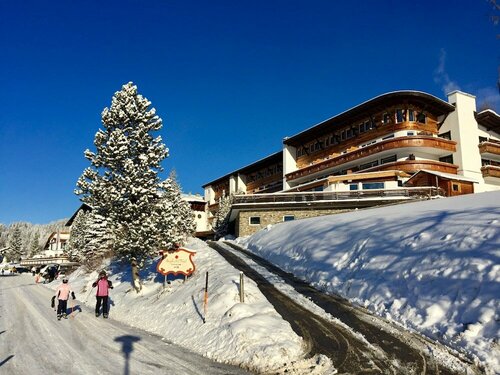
xmin=286 ymin=136 xmax=457 ymax=181
xmin=479 ymin=141 xmax=500 ymax=157
xmin=481 ymin=165 xmax=500 ymax=178
xmin=367 ymin=160 xmax=458 ymax=174
xmin=232 ymin=187 xmax=444 ymax=206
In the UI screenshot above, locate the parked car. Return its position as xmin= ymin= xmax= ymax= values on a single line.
xmin=12 ymin=266 xmax=30 ymax=273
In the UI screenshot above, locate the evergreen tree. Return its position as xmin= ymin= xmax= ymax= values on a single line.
xmin=68 ymin=210 xmax=90 ymax=261
xmin=213 ymin=194 xmax=233 ymax=238
xmin=29 ymin=231 xmax=41 ymax=257
xmin=81 ymin=211 xmax=113 ymax=268
xmin=155 ymin=173 xmax=195 ymax=249
xmin=76 ymin=82 xmax=191 ymax=263
xmin=8 ymin=227 xmax=23 ymax=262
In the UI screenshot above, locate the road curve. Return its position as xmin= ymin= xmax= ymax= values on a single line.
xmin=210 ymin=241 xmax=482 ymax=375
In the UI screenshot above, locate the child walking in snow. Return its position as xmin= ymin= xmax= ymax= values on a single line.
xmin=53 ymin=278 xmax=76 ymax=320
xmin=92 ymin=270 xmax=113 ymax=318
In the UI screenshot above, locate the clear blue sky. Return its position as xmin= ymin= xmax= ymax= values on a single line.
xmin=0 ymin=0 xmax=498 ymax=224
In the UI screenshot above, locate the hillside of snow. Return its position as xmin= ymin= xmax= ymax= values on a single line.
xmin=58 ymin=238 xmax=335 ymax=374
xmin=238 ymin=191 xmax=500 ymax=374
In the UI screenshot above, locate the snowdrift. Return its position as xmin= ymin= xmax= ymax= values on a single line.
xmin=239 ymin=191 xmax=500 ymax=373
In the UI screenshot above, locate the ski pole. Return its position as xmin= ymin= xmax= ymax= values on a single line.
xmin=203 ymin=271 xmax=208 ymax=323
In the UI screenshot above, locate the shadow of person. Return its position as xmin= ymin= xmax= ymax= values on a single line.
xmin=114 ymin=335 xmax=141 ymax=375
xmin=0 ymin=355 xmax=14 ymax=367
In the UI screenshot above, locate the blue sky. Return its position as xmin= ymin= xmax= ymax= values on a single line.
xmin=0 ymin=0 xmax=498 ymax=224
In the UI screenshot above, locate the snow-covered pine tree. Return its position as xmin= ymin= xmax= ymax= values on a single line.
xmin=213 ymin=194 xmax=233 ymax=238
xmin=67 ymin=210 xmax=89 ymax=261
xmin=76 ymin=82 xmax=191 ymax=264
xmin=29 ymin=231 xmax=41 ymax=257
xmin=155 ymin=172 xmax=195 ymax=249
xmin=8 ymin=227 xmax=23 ymax=262
xmin=80 ymin=211 xmax=114 ymax=269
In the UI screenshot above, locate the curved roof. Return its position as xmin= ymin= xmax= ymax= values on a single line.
xmin=202 ymin=151 xmax=282 ymax=188
xmin=284 ymin=91 xmax=455 ymax=147
xmin=475 ymin=109 xmax=500 ymax=134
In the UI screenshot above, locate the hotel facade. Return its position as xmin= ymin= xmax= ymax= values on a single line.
xmin=203 ymin=90 xmax=500 ymax=236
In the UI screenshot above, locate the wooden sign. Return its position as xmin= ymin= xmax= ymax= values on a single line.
xmin=157 ymin=248 xmax=196 ymax=276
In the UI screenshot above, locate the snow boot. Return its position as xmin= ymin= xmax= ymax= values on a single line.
xmin=57 ymin=315 xmax=61 ymax=320
xmin=95 ymin=312 xmax=99 ymax=317
xmin=63 ymin=314 xmax=68 ymax=319
xmin=103 ymin=313 xmax=108 ymax=319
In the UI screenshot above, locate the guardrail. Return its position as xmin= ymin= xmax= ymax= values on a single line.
xmin=232 ymin=187 xmax=444 ymax=205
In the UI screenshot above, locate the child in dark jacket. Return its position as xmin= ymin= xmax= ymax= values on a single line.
xmin=92 ymin=270 xmax=113 ymax=318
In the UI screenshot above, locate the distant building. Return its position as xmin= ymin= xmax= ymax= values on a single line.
xmin=203 ymin=90 xmax=500 ymax=236
xmin=181 ymin=194 xmax=212 ymax=238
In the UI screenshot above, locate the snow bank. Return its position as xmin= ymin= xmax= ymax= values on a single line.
xmin=60 ymin=238 xmax=336 ymax=374
xmin=239 ymin=191 xmax=500 ymax=374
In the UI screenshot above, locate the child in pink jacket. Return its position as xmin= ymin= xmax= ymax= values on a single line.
xmin=92 ymin=270 xmax=113 ymax=318
xmin=53 ymin=278 xmax=75 ymax=320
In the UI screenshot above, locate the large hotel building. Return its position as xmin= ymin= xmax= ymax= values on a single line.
xmin=203 ymin=90 xmax=500 ymax=236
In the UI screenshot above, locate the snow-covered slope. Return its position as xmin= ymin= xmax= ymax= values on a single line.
xmin=61 ymin=239 xmax=334 ymax=374
xmin=238 ymin=191 xmax=500 ymax=374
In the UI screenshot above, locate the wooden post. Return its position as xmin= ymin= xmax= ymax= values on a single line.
xmin=203 ymin=271 xmax=208 ymax=323
xmin=239 ymin=272 xmax=244 ymax=303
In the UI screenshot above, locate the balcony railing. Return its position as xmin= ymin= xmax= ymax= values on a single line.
xmin=481 ymin=165 xmax=500 ymax=178
xmin=479 ymin=141 xmax=500 ymax=156
xmin=232 ymin=187 xmax=444 ymax=205
xmin=286 ymin=136 xmax=456 ymax=181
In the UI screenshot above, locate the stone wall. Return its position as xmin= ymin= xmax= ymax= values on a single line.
xmin=237 ymin=208 xmax=352 ymax=237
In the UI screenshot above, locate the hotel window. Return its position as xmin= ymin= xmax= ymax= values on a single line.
xmin=365 ymin=120 xmax=373 ymax=131
xmin=407 ymin=132 xmax=415 ymax=136
xmin=359 ymin=123 xmax=365 ymax=133
xmin=396 ymin=109 xmax=404 ymax=123
xmin=362 ymin=182 xmax=385 ymax=190
xmin=383 ymin=113 xmax=391 ymax=124
xmin=283 ymin=215 xmax=295 ymax=222
xmin=452 ymin=183 xmax=460 ymax=192
xmin=408 ymin=109 xmax=415 ymax=121
xmin=359 ymin=160 xmax=379 ymax=170
xmin=439 ymin=155 xmax=454 ymax=164
xmin=381 ymin=154 xmax=397 ymax=164
xmin=349 ymin=183 xmax=359 ymax=190
xmin=346 ymin=128 xmax=353 ymax=139
xmin=249 ymin=216 xmax=261 ymax=225
xmin=417 ymin=112 xmax=426 ymax=123
xmin=439 ymin=131 xmax=451 ymax=140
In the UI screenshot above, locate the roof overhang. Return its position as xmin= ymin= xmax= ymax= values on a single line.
xmin=406 ymin=169 xmax=479 ymax=184
xmin=284 ymin=91 xmax=455 ymax=147
xmin=202 ymin=151 xmax=283 ymax=188
xmin=475 ymin=109 xmax=500 ymax=134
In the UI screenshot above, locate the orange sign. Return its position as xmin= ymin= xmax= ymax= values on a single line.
xmin=157 ymin=248 xmax=196 ymax=276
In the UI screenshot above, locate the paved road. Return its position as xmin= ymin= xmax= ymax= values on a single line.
xmin=210 ymin=241 xmax=482 ymax=375
xmin=0 ymin=274 xmax=249 ymax=375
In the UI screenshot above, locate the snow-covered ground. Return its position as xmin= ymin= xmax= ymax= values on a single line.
xmin=237 ymin=191 xmax=500 ymax=374
xmin=58 ymin=239 xmax=334 ymax=374
xmin=42 ymin=191 xmax=499 ymax=374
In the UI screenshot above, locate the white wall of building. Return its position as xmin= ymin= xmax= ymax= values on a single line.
xmin=442 ymin=91 xmax=483 ymax=181
xmin=283 ymin=144 xmax=297 ymax=190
